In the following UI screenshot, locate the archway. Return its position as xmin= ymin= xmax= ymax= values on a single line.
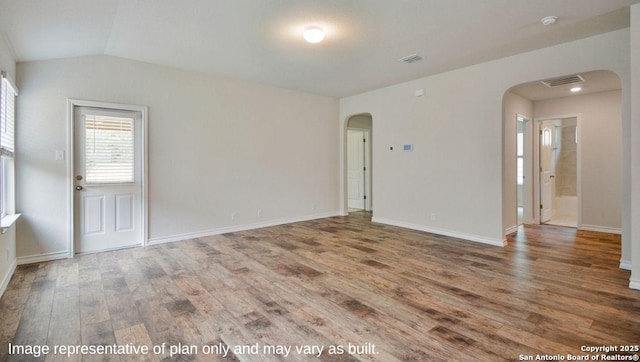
xmin=343 ymin=113 xmax=373 ymax=215
xmin=502 ymin=70 xmax=627 ymax=268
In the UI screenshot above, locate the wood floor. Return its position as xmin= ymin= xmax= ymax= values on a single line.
xmin=1 ymin=212 xmax=639 ymax=361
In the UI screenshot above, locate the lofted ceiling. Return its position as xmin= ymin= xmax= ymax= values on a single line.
xmin=0 ymin=0 xmax=638 ymax=97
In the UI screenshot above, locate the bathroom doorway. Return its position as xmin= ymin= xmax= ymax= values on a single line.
xmin=538 ymin=117 xmax=578 ymax=227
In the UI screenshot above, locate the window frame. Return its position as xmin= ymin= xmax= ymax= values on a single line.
xmin=0 ymin=71 xmax=17 ymax=218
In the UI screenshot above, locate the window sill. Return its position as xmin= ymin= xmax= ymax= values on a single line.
xmin=1 ymin=213 xmax=21 ymax=234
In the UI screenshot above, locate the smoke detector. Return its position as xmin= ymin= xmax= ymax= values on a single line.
xmin=541 ymin=16 xmax=558 ymax=26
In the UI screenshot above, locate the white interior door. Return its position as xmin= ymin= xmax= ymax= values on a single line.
xmin=540 ymin=120 xmax=555 ymax=223
xmin=347 ymin=130 xmax=365 ymax=209
xmin=74 ymin=107 xmax=142 ymax=253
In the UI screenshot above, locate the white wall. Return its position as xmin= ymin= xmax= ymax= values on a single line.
xmin=503 ymin=92 xmax=532 ymax=233
xmin=0 ymin=34 xmax=17 ymax=297
xmin=340 ymin=29 xmax=631 ymax=249
xmin=16 ymin=55 xmax=339 ymax=258
xmin=630 ymin=4 xmax=640 ymax=289
xmin=0 ymin=38 xmax=15 ymax=84
xmin=534 ymin=90 xmax=622 ymax=232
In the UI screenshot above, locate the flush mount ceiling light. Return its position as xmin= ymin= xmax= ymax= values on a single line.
xmin=303 ymin=27 xmax=325 ymax=43
xmin=570 ymin=87 xmax=582 ymax=92
xmin=541 ymin=16 xmax=558 ymax=26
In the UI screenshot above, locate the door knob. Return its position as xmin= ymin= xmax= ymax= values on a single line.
xmin=75 ymin=186 xmax=83 ymax=191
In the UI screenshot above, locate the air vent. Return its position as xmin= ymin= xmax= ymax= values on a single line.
xmin=399 ymin=54 xmax=423 ymax=64
xmin=540 ymin=74 xmax=584 ymax=87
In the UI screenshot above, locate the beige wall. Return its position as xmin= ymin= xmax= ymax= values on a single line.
xmin=16 ymin=55 xmax=339 ymax=258
xmin=534 ymin=90 xmax=622 ymax=232
xmin=347 ymin=114 xmax=372 ymax=130
xmin=340 ymin=29 xmax=630 ymax=248
xmin=556 ymin=119 xmax=577 ymax=197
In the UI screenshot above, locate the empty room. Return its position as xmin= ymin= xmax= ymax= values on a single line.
xmin=1 ymin=1 xmax=640 ymax=360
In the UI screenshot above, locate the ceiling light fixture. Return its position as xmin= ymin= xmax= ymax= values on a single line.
xmin=303 ymin=27 xmax=325 ymax=43
xmin=570 ymin=87 xmax=582 ymax=92
xmin=541 ymin=16 xmax=558 ymax=26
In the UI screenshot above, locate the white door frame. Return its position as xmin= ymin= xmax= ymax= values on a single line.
xmin=342 ymin=113 xmax=373 ymax=215
xmin=347 ymin=127 xmax=372 ymax=211
xmin=66 ymin=99 xmax=148 ymax=257
xmin=516 ymin=114 xmax=533 ymax=225
xmin=363 ymin=129 xmax=371 ymax=211
xmin=533 ymin=114 xmax=582 ymax=227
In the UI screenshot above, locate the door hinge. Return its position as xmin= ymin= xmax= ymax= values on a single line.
xmin=364 ymin=195 xmax=367 ymax=200
xmin=363 ymin=166 xmax=366 ymax=171
xmin=540 ymin=204 xmax=543 ymax=209
xmin=363 ymin=138 xmax=366 ymax=142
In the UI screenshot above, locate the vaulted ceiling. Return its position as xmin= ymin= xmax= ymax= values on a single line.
xmin=0 ymin=0 xmax=638 ymax=97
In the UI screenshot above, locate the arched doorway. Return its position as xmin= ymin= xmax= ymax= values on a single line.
xmin=503 ymin=70 xmax=627 ymax=267
xmin=345 ymin=113 xmax=373 ymax=214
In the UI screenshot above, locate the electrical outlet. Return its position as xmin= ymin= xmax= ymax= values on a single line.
xmin=312 ymin=203 xmax=317 ymax=211
xmin=430 ymin=213 xmax=436 ymax=221
xmin=231 ymin=212 xmax=237 ymax=221
xmin=257 ymin=209 xmax=263 ymax=217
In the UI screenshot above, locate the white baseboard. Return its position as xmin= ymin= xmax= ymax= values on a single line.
xmin=630 ymin=278 xmax=640 ymax=290
xmin=505 ymin=225 xmax=519 ymax=236
xmin=371 ymin=217 xmax=506 ymax=247
xmin=579 ymin=224 xmax=622 ymax=235
xmin=17 ymin=251 xmax=69 ymax=265
xmin=148 ymin=212 xmax=341 ymax=245
xmin=0 ymin=258 xmax=17 ymax=299
xmin=620 ymin=260 xmax=632 ymax=271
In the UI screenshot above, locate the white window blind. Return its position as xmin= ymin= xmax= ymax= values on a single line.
xmin=0 ymin=72 xmax=16 ymax=157
xmin=84 ymin=115 xmax=135 ymax=183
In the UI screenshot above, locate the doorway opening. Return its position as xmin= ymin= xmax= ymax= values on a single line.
xmin=67 ymin=99 xmax=148 ymax=256
xmin=516 ymin=114 xmax=530 ymax=226
xmin=538 ymin=117 xmax=579 ymax=227
xmin=345 ymin=114 xmax=372 ymax=214
xmin=504 ymin=70 xmax=622 ymax=236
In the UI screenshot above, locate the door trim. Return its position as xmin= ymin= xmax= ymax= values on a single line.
xmin=342 ymin=113 xmax=373 ymax=215
xmin=533 ymin=114 xmax=581 ymax=227
xmin=516 ymin=114 xmax=532 ymax=225
xmin=347 ymin=127 xmax=372 ymax=211
xmin=66 ymin=99 xmax=148 ymax=257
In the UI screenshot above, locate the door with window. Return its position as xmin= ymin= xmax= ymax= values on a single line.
xmin=540 ymin=120 xmax=556 ymax=223
xmin=74 ymin=107 xmax=142 ymax=253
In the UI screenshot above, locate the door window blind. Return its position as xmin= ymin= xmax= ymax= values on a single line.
xmin=0 ymin=73 xmax=16 ymax=157
xmin=84 ymin=115 xmax=135 ymax=183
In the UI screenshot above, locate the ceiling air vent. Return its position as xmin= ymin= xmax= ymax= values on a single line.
xmin=540 ymin=74 xmax=584 ymax=87
xmin=399 ymin=54 xmax=423 ymax=64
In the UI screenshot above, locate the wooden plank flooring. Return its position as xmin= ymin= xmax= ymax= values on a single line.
xmin=1 ymin=212 xmax=639 ymax=361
